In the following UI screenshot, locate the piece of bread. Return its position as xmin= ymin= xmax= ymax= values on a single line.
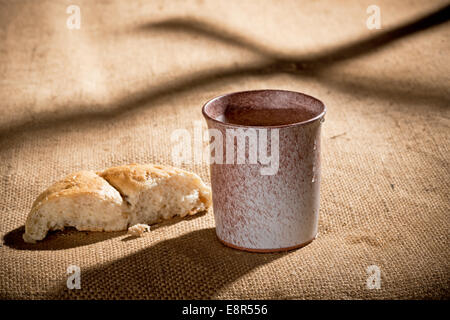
xmin=23 ymin=164 xmax=212 ymax=243
xmin=127 ymin=224 xmax=151 ymax=237
xmin=23 ymin=171 xmax=127 ymax=244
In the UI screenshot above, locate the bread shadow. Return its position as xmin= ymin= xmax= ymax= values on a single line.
xmin=47 ymin=227 xmax=289 ymax=299
xmin=3 ymin=226 xmax=126 ymax=251
xmin=4 ymin=211 xmax=208 ymax=250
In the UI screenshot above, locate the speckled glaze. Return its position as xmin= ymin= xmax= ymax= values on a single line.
xmin=202 ymin=90 xmax=326 ymax=252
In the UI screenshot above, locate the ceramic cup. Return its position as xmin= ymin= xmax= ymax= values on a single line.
xmin=202 ymin=89 xmax=326 ymax=252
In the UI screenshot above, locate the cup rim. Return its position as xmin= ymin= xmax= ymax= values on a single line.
xmin=202 ymin=89 xmax=326 ymax=129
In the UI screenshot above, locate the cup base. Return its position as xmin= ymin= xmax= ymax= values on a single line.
xmin=217 ymin=234 xmax=317 ymax=253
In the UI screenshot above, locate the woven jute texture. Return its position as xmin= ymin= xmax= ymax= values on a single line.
xmin=0 ymin=0 xmax=449 ymax=299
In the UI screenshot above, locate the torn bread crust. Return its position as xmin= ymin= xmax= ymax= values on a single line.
xmin=23 ymin=164 xmax=212 ymax=243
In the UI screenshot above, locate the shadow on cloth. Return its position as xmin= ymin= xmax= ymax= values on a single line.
xmin=3 ymin=211 xmax=208 ymax=250
xmin=46 ymin=227 xmax=288 ymax=299
xmin=3 ymin=226 xmax=126 ymax=251
xmin=0 ymin=4 xmax=449 ymax=153
xmin=139 ymin=4 xmax=450 ymax=68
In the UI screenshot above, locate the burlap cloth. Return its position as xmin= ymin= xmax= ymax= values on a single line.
xmin=0 ymin=0 xmax=449 ymax=299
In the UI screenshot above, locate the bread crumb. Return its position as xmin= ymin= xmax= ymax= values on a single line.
xmin=127 ymin=224 xmax=151 ymax=237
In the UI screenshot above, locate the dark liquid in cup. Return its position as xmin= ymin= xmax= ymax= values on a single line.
xmin=221 ymin=107 xmax=317 ymax=126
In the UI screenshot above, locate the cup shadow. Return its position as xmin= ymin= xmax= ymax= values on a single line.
xmin=47 ymin=227 xmax=288 ymax=299
xmin=3 ymin=211 xmax=209 ymax=250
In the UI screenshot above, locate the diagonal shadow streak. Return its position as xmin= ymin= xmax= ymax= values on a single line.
xmin=1 ymin=4 xmax=449 ymax=152
xmin=140 ymin=4 xmax=450 ymax=69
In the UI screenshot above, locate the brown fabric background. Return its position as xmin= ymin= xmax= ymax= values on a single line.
xmin=0 ymin=0 xmax=449 ymax=299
